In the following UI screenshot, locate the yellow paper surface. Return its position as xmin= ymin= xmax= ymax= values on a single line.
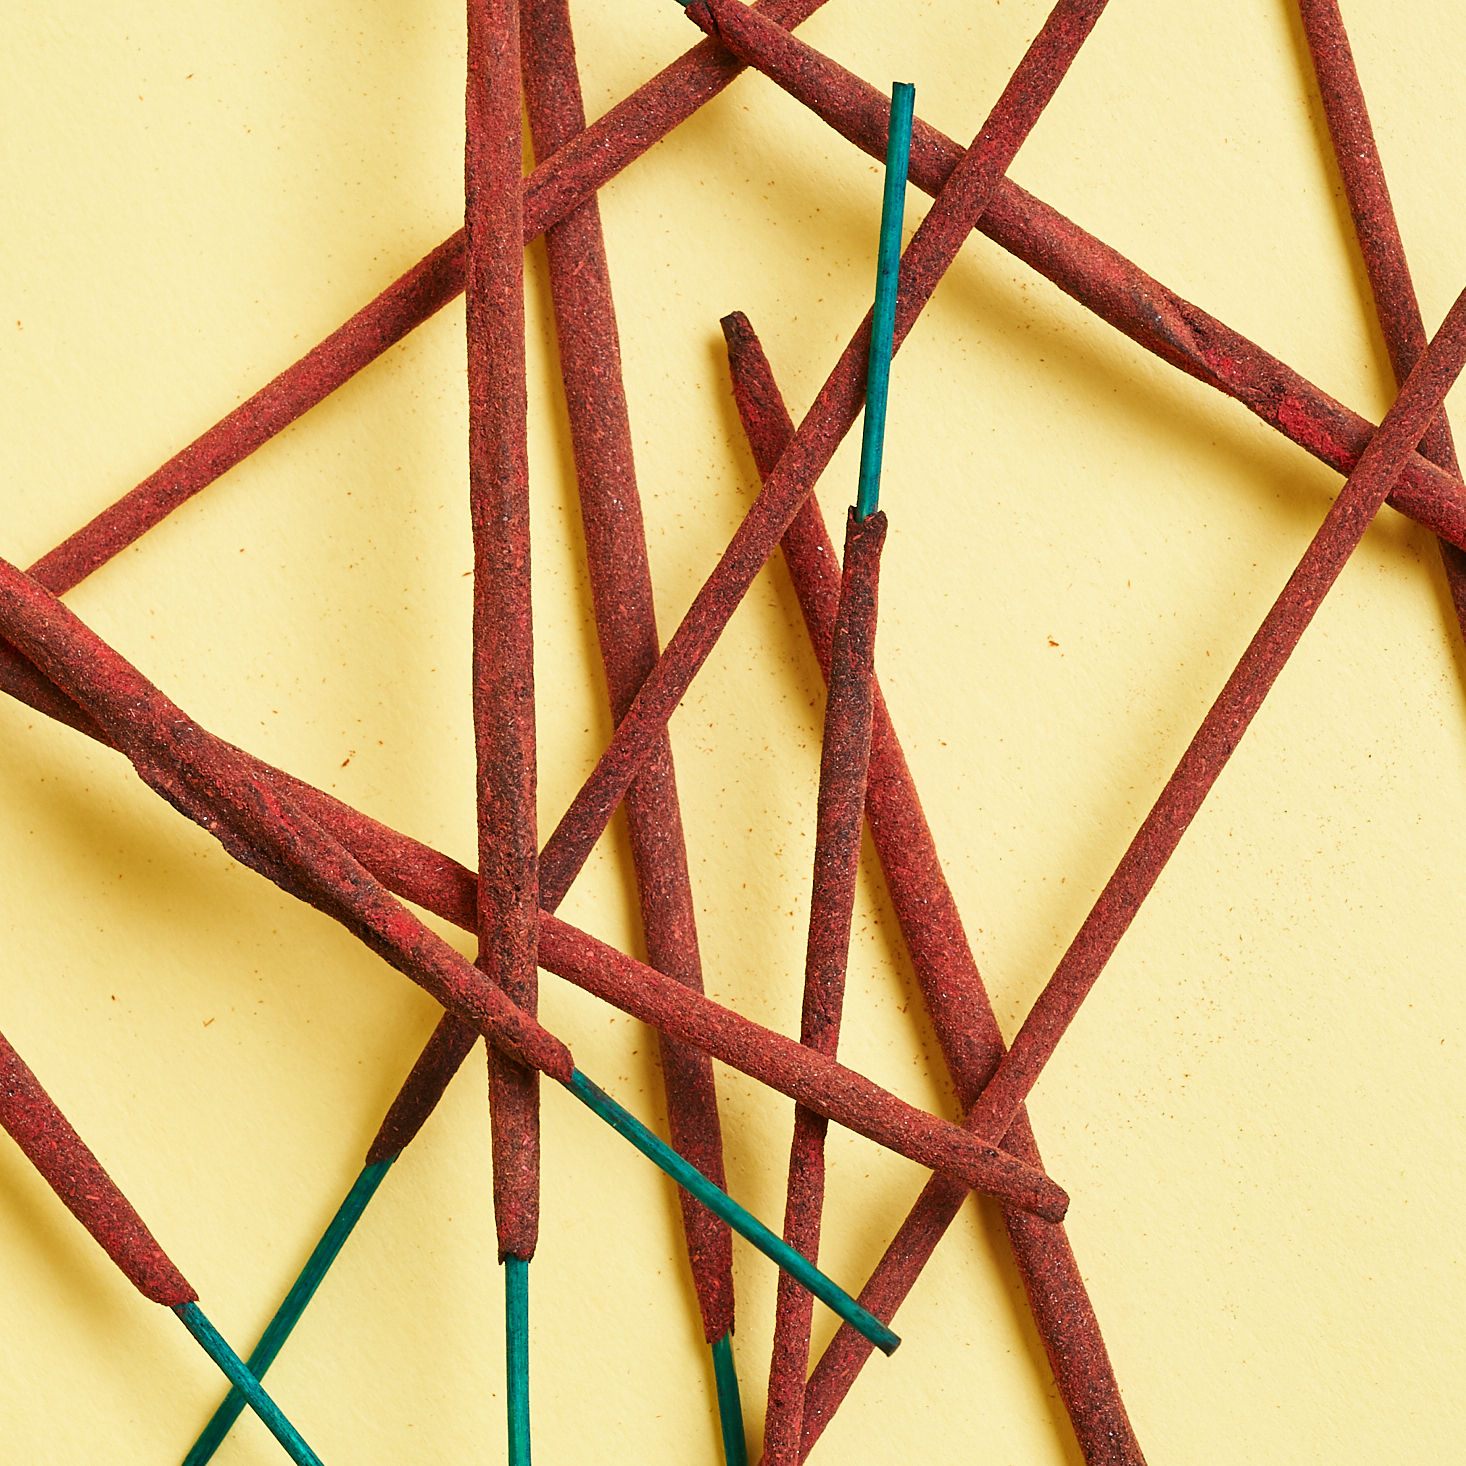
xmin=3 ymin=1 xmax=1464 ymax=1460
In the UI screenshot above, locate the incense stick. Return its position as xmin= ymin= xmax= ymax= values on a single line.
xmin=721 ymin=310 xmax=1145 ymax=1463
xmin=181 ymin=1158 xmax=396 ymax=1465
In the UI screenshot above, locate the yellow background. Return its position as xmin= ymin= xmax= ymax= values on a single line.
xmin=3 ymin=0 xmax=1464 ymax=1459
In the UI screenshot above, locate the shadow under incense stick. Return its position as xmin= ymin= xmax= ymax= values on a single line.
xmin=179 ymin=1157 xmax=396 ymax=1465
xmin=175 ymin=1304 xmax=326 ymax=1466
xmin=563 ymin=1069 xmax=900 ymax=1356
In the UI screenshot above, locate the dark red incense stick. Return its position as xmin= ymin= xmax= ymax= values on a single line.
xmin=968 ymin=284 xmax=1466 ymax=1146
xmin=721 ymin=312 xmax=1143 ymax=1464
xmin=535 ymin=0 xmax=1113 ymax=920
xmin=467 ymin=0 xmax=541 ymax=1266
xmin=22 ymin=0 xmax=831 ymax=601
xmin=0 ymin=556 xmax=571 ymax=1086
xmin=1296 ymin=0 xmax=1466 ymax=617
xmin=0 ymin=1026 xmax=195 ymax=1307
xmin=534 ymin=914 xmax=1065 ymax=1220
xmin=521 ymin=0 xmax=735 ymax=1345
xmin=764 ymin=507 xmax=885 ymax=1465
xmin=0 ymin=577 xmax=1059 ymax=1220
xmin=663 ymin=0 xmax=1466 ymax=550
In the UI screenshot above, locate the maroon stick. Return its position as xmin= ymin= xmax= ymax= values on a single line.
xmin=535 ymin=914 xmax=1065 ymax=1221
xmin=0 ymin=583 xmax=1058 ymax=1218
xmin=535 ymin=0 xmax=1113 ymax=920
xmin=669 ymin=0 xmax=1466 ymax=548
xmin=0 ymin=556 xmax=572 ymax=1085
xmin=522 ymin=0 xmax=735 ymax=1340
xmin=0 ymin=1026 xmax=196 ymax=1307
xmin=764 ymin=508 xmax=885 ymax=1465
xmin=467 ymin=0 xmax=540 ymax=1264
xmin=22 ymin=0 xmax=832 ymax=601
xmin=722 ymin=313 xmax=1143 ymax=1464
xmin=969 ymin=285 xmax=1466 ymax=1145
xmin=1296 ymin=0 xmax=1466 ymax=617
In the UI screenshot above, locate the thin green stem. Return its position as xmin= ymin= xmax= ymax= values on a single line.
xmin=505 ymin=1256 xmax=532 ymax=1465
xmin=855 ymin=82 xmax=916 ymax=521
xmin=563 ymin=1069 xmax=899 ymax=1354
xmin=711 ymin=1331 xmax=749 ymax=1466
xmin=179 ymin=1157 xmax=395 ymax=1465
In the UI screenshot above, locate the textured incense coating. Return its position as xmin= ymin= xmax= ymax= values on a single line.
xmin=522 ymin=0 xmax=734 ymax=1343
xmin=0 ymin=597 xmax=1056 ymax=1219
xmin=0 ymin=1028 xmax=195 ymax=1307
xmin=536 ymin=913 xmax=1066 ymax=1221
xmin=467 ymin=0 xmax=540 ymax=1265
xmin=722 ymin=313 xmax=1143 ymax=1464
xmin=21 ymin=0 xmax=829 ymax=601
xmin=182 ymin=1157 xmax=398 ymax=1466
xmin=676 ymin=0 xmax=1466 ymax=552
xmin=1296 ymin=0 xmax=1466 ymax=621
xmin=970 ymin=285 xmax=1466 ymax=1143
xmin=536 ymin=0 xmax=1114 ymax=917
xmin=0 ymin=557 xmax=572 ymax=1084
xmin=765 ymin=508 xmax=885 ymax=1466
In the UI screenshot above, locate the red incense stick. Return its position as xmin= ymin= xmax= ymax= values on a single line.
xmin=535 ymin=0 xmax=1113 ymax=919
xmin=22 ymin=0 xmax=832 ymax=601
xmin=721 ymin=312 xmax=1144 ymax=1464
xmin=1296 ymin=0 xmax=1466 ymax=612
xmin=534 ymin=914 xmax=1065 ymax=1220
xmin=468 ymin=0 xmax=541 ymax=1268
xmin=521 ymin=0 xmax=736 ymax=1347
xmin=764 ymin=507 xmax=885 ymax=1465
xmin=968 ymin=284 xmax=1466 ymax=1145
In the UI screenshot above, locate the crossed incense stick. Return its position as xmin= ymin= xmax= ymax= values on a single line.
xmin=3 ymin=0 xmax=1465 ymax=1462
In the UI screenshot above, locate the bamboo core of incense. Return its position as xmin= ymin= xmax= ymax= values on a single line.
xmin=855 ymin=82 xmax=915 ymax=521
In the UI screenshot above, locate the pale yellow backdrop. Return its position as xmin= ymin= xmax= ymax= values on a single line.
xmin=2 ymin=1 xmax=1463 ymax=1461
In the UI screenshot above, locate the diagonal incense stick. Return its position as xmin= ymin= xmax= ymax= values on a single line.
xmin=563 ymin=1069 xmax=900 ymax=1355
xmin=967 ymin=283 xmax=1466 ymax=1144
xmin=518 ymin=2 xmax=741 ymax=1456
xmin=23 ymin=0 xmax=835 ymax=600
xmin=1296 ymin=0 xmax=1466 ymax=627
xmin=721 ymin=311 xmax=1144 ymax=1463
xmin=765 ymin=505 xmax=886 ymax=1464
